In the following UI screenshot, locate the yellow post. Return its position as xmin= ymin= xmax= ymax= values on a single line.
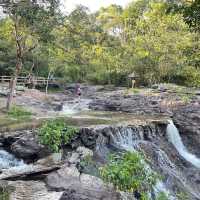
xmin=132 ymin=79 xmax=136 ymax=88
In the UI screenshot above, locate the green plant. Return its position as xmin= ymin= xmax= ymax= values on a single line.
xmin=176 ymin=191 xmax=189 ymax=200
xmin=131 ymin=88 xmax=140 ymax=94
xmin=99 ymin=151 xmax=158 ymax=198
xmin=0 ymin=187 xmax=10 ymax=200
xmin=156 ymin=192 xmax=169 ymax=200
xmin=38 ymin=119 xmax=78 ymax=153
xmin=8 ymin=105 xmax=32 ymax=118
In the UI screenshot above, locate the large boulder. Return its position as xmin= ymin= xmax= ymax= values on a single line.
xmin=8 ymin=180 xmax=63 ymax=200
xmin=10 ymin=132 xmax=48 ymax=160
xmin=46 ymin=165 xmax=120 ymax=200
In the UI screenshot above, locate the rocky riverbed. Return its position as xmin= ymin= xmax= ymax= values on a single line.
xmin=0 ymin=84 xmax=200 ymax=199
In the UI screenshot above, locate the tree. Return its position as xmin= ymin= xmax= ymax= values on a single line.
xmin=0 ymin=0 xmax=60 ymax=110
xmin=168 ymin=0 xmax=200 ymax=32
xmin=121 ymin=2 xmax=196 ymax=85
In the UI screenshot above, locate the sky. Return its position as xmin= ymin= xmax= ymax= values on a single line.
xmin=61 ymin=0 xmax=132 ymax=13
xmin=0 ymin=0 xmax=132 ymax=18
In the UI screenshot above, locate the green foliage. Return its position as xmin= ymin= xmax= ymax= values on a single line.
xmin=0 ymin=187 xmax=10 ymax=200
xmin=38 ymin=119 xmax=78 ymax=153
xmin=131 ymin=88 xmax=140 ymax=94
xmin=8 ymin=105 xmax=32 ymax=119
xmin=176 ymin=191 xmax=189 ymax=200
xmin=99 ymin=151 xmax=158 ymax=196
xmin=0 ymin=0 xmax=200 ymax=87
xmin=156 ymin=192 xmax=169 ymax=200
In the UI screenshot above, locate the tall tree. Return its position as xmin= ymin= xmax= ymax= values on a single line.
xmin=0 ymin=0 xmax=60 ymax=110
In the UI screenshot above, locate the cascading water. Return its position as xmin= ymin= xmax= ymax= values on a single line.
xmin=110 ymin=126 xmax=144 ymax=151
xmin=167 ymin=120 xmax=200 ymax=169
xmin=0 ymin=150 xmax=26 ymax=170
xmin=61 ymin=99 xmax=91 ymax=115
xmin=109 ymin=126 xmax=176 ymax=200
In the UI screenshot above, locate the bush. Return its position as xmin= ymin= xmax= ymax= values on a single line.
xmin=156 ymin=192 xmax=169 ymax=200
xmin=176 ymin=191 xmax=189 ymax=200
xmin=99 ymin=152 xmax=158 ymax=198
xmin=38 ymin=119 xmax=78 ymax=153
xmin=8 ymin=105 xmax=32 ymax=118
xmin=174 ymin=66 xmax=200 ymax=87
xmin=0 ymin=187 xmax=10 ymax=200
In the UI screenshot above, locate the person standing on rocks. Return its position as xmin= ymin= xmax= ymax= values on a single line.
xmin=76 ymin=84 xmax=82 ymax=101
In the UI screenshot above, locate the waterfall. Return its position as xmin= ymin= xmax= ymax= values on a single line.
xmin=167 ymin=120 xmax=200 ymax=169
xmin=109 ymin=127 xmax=176 ymax=200
xmin=0 ymin=150 xmax=26 ymax=170
xmin=110 ymin=126 xmax=144 ymax=151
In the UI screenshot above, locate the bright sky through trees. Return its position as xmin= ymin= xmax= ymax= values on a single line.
xmin=61 ymin=0 xmax=132 ymax=13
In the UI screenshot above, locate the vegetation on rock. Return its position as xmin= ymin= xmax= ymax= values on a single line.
xmin=38 ymin=119 xmax=78 ymax=152
xmin=99 ymin=151 xmax=159 ymax=199
xmin=8 ymin=105 xmax=32 ymax=119
xmin=0 ymin=186 xmax=10 ymax=200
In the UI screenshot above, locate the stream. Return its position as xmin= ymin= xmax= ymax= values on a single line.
xmin=0 ymin=98 xmax=200 ymax=200
xmin=60 ymin=99 xmax=200 ymax=199
xmin=167 ymin=120 xmax=200 ymax=169
xmin=0 ymin=150 xmax=26 ymax=170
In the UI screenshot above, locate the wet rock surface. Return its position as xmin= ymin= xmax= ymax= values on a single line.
xmin=8 ymin=180 xmax=63 ymax=200
xmin=46 ymin=165 xmax=120 ymax=200
xmin=88 ymin=86 xmax=200 ymax=154
xmin=173 ymin=103 xmax=200 ymax=156
xmin=10 ymin=132 xmax=48 ymax=160
xmin=0 ymin=85 xmax=200 ymax=200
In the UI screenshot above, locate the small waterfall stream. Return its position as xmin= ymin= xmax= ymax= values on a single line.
xmin=61 ymin=99 xmax=91 ymax=115
xmin=109 ymin=126 xmax=176 ymax=200
xmin=0 ymin=150 xmax=26 ymax=170
xmin=107 ymin=122 xmax=200 ymax=200
xmin=167 ymin=120 xmax=200 ymax=169
xmin=110 ymin=127 xmax=143 ymax=151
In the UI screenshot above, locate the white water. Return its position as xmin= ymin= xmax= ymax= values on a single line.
xmin=62 ymin=103 xmax=78 ymax=115
xmin=110 ymin=127 xmax=176 ymax=200
xmin=110 ymin=127 xmax=144 ymax=152
xmin=167 ymin=120 xmax=200 ymax=169
xmin=0 ymin=150 xmax=26 ymax=170
xmin=61 ymin=99 xmax=91 ymax=115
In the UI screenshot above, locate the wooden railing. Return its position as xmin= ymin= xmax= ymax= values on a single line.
xmin=0 ymin=76 xmax=60 ymax=85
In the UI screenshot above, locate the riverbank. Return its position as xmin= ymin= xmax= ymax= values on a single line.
xmin=0 ymin=84 xmax=199 ymax=200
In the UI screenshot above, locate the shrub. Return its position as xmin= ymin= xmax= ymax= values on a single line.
xmin=156 ymin=192 xmax=169 ymax=200
xmin=0 ymin=187 xmax=10 ymax=200
xmin=38 ymin=119 xmax=78 ymax=153
xmin=8 ymin=105 xmax=32 ymax=118
xmin=176 ymin=191 xmax=189 ymax=200
xmin=99 ymin=151 xmax=158 ymax=198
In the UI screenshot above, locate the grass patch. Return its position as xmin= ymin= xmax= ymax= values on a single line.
xmin=176 ymin=191 xmax=190 ymax=200
xmin=0 ymin=187 xmax=10 ymax=200
xmin=38 ymin=119 xmax=79 ymax=153
xmin=8 ymin=105 xmax=32 ymax=119
xmin=124 ymin=88 xmax=141 ymax=96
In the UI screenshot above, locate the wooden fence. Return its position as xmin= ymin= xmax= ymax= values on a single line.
xmin=0 ymin=76 xmax=60 ymax=86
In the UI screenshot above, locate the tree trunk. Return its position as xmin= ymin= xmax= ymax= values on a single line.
xmin=6 ymin=17 xmax=23 ymax=111
xmin=6 ymin=77 xmax=16 ymax=110
xmin=45 ymin=71 xmax=51 ymax=94
xmin=6 ymin=62 xmax=22 ymax=110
